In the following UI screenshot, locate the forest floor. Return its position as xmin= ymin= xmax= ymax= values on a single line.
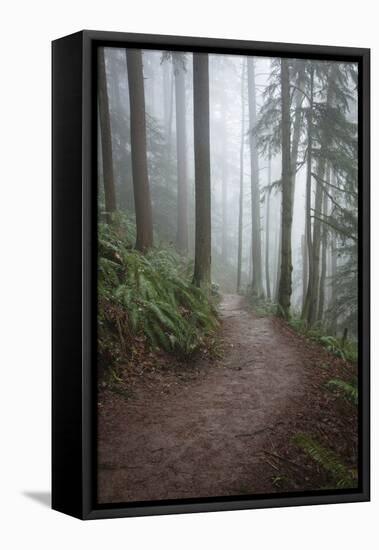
xmin=98 ymin=294 xmax=358 ymax=504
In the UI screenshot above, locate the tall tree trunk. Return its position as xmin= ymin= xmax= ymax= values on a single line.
xmin=317 ymin=168 xmax=329 ymax=321
xmin=302 ymin=233 xmax=308 ymax=309
xmin=167 ymin=70 xmax=175 ymax=159
xmin=162 ymin=58 xmax=174 ymax=166
xmin=247 ymin=57 xmax=264 ymax=297
xmin=330 ymin=238 xmax=338 ymax=335
xmin=173 ymin=53 xmax=189 ymax=254
xmin=273 ymin=206 xmax=280 ymax=300
xmin=303 ymin=65 xmax=335 ymax=325
xmin=301 ymin=68 xmax=315 ymax=321
xmin=290 ymin=62 xmax=306 ymax=206
xmin=221 ymin=131 xmax=228 ymax=263
xmin=265 ymin=148 xmax=272 ymax=300
xmin=98 ymin=48 xmax=116 ymax=223
xmin=308 ymin=165 xmax=324 ymax=323
xmin=237 ymin=60 xmax=246 ymax=293
xmin=288 ymin=62 xmax=306 ymax=306
xmin=162 ymin=57 xmax=171 ymax=133
xmin=219 ymin=67 xmax=229 ymax=264
xmin=277 ymin=58 xmax=293 ymax=319
xmin=274 ymin=207 xmax=282 ymax=302
xmin=126 ymin=49 xmax=153 ymax=252
xmin=193 ymin=53 xmax=211 ymax=288
xmin=329 ymin=170 xmax=338 ymax=334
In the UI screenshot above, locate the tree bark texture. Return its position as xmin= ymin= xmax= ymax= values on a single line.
xmin=173 ymin=53 xmax=189 ymax=254
xmin=247 ymin=57 xmax=264 ymax=297
xmin=126 ymin=49 xmax=154 ymax=252
xmin=265 ymin=148 xmax=272 ymax=300
xmin=193 ymin=53 xmax=212 ymax=288
xmin=237 ymin=60 xmax=246 ymax=293
xmin=277 ymin=58 xmax=293 ymax=319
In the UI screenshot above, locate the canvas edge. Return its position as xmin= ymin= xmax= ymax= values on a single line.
xmin=52 ymin=30 xmax=370 ymax=520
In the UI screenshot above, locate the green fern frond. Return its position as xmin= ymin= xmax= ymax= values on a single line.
xmin=326 ymin=379 xmax=358 ymax=405
xmin=293 ymin=433 xmax=357 ymax=488
xmin=98 ymin=214 xmax=219 ymax=360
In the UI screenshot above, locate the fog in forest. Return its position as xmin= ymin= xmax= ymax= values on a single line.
xmin=97 ymin=46 xmax=359 ymax=503
xmin=98 ymin=47 xmax=358 ymax=340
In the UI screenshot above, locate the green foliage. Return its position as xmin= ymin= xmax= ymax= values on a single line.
xmin=98 ymin=216 xmax=219 ymax=364
xmin=257 ymin=59 xmax=358 ymax=337
xmin=318 ymin=335 xmax=341 ymax=353
xmin=289 ymin=317 xmax=357 ymax=363
xmin=326 ymin=378 xmax=358 ymax=405
xmin=318 ymin=335 xmax=355 ymax=362
xmin=288 ymin=316 xmax=307 ymax=333
xmin=293 ymin=433 xmax=357 ymax=489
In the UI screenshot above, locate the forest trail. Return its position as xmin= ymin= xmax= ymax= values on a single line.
xmin=98 ymin=293 xmax=357 ymax=503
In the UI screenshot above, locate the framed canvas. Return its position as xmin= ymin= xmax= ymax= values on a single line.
xmin=52 ymin=30 xmax=370 ymax=519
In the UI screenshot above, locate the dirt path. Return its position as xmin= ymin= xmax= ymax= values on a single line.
xmin=98 ymin=294 xmax=357 ymax=503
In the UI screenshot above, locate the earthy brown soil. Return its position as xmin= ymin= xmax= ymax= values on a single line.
xmin=97 ymin=294 xmax=358 ymax=504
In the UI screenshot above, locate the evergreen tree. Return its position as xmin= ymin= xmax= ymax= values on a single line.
xmin=193 ymin=53 xmax=212 ymax=288
xmin=126 ymin=49 xmax=154 ymax=252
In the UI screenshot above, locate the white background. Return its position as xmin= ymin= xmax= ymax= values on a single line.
xmin=0 ymin=1 xmax=376 ymax=548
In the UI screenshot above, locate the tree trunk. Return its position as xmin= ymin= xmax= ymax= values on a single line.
xmin=247 ymin=57 xmax=264 ymax=297
xmin=328 ymin=170 xmax=338 ymax=334
xmin=126 ymin=49 xmax=153 ymax=252
xmin=308 ymin=163 xmax=324 ymax=323
xmin=98 ymin=48 xmax=116 ymax=223
xmin=273 ymin=207 xmax=280 ymax=300
xmin=302 ymin=233 xmax=308 ymax=309
xmin=290 ymin=62 xmax=306 ymax=206
xmin=301 ymin=68 xmax=315 ymax=322
xmin=162 ymin=58 xmax=171 ymax=133
xmin=173 ymin=53 xmax=189 ymax=254
xmin=221 ymin=131 xmax=228 ymax=263
xmin=265 ymin=148 xmax=272 ymax=300
xmin=162 ymin=58 xmax=174 ymax=166
xmin=303 ymin=65 xmax=335 ymax=325
xmin=248 ymin=236 xmax=253 ymax=285
xmin=274 ymin=207 xmax=282 ymax=302
xmin=317 ymin=168 xmax=329 ymax=321
xmin=167 ymin=69 xmax=175 ymax=160
xmin=193 ymin=53 xmax=211 ymax=288
xmin=277 ymin=58 xmax=293 ymax=319
xmin=237 ymin=60 xmax=246 ymax=293
xmin=330 ymin=236 xmax=338 ymax=335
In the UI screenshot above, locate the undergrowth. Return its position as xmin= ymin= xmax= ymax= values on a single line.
xmin=98 ymin=216 xmax=219 ymax=368
xmin=326 ymin=378 xmax=358 ymax=405
xmin=289 ymin=317 xmax=357 ymax=363
xmin=293 ymin=433 xmax=357 ymax=489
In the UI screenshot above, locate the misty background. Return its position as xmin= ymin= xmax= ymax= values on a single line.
xmin=98 ymin=48 xmax=358 ymax=338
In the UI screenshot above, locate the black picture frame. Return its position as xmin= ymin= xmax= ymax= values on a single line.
xmin=52 ymin=30 xmax=370 ymax=520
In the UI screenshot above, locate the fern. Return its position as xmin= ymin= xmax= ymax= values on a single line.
xmin=319 ymin=335 xmax=346 ymax=360
xmin=98 ymin=214 xmax=219 ymax=361
xmin=289 ymin=315 xmax=357 ymax=363
xmin=293 ymin=433 xmax=357 ymax=489
xmin=326 ymin=379 xmax=358 ymax=405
